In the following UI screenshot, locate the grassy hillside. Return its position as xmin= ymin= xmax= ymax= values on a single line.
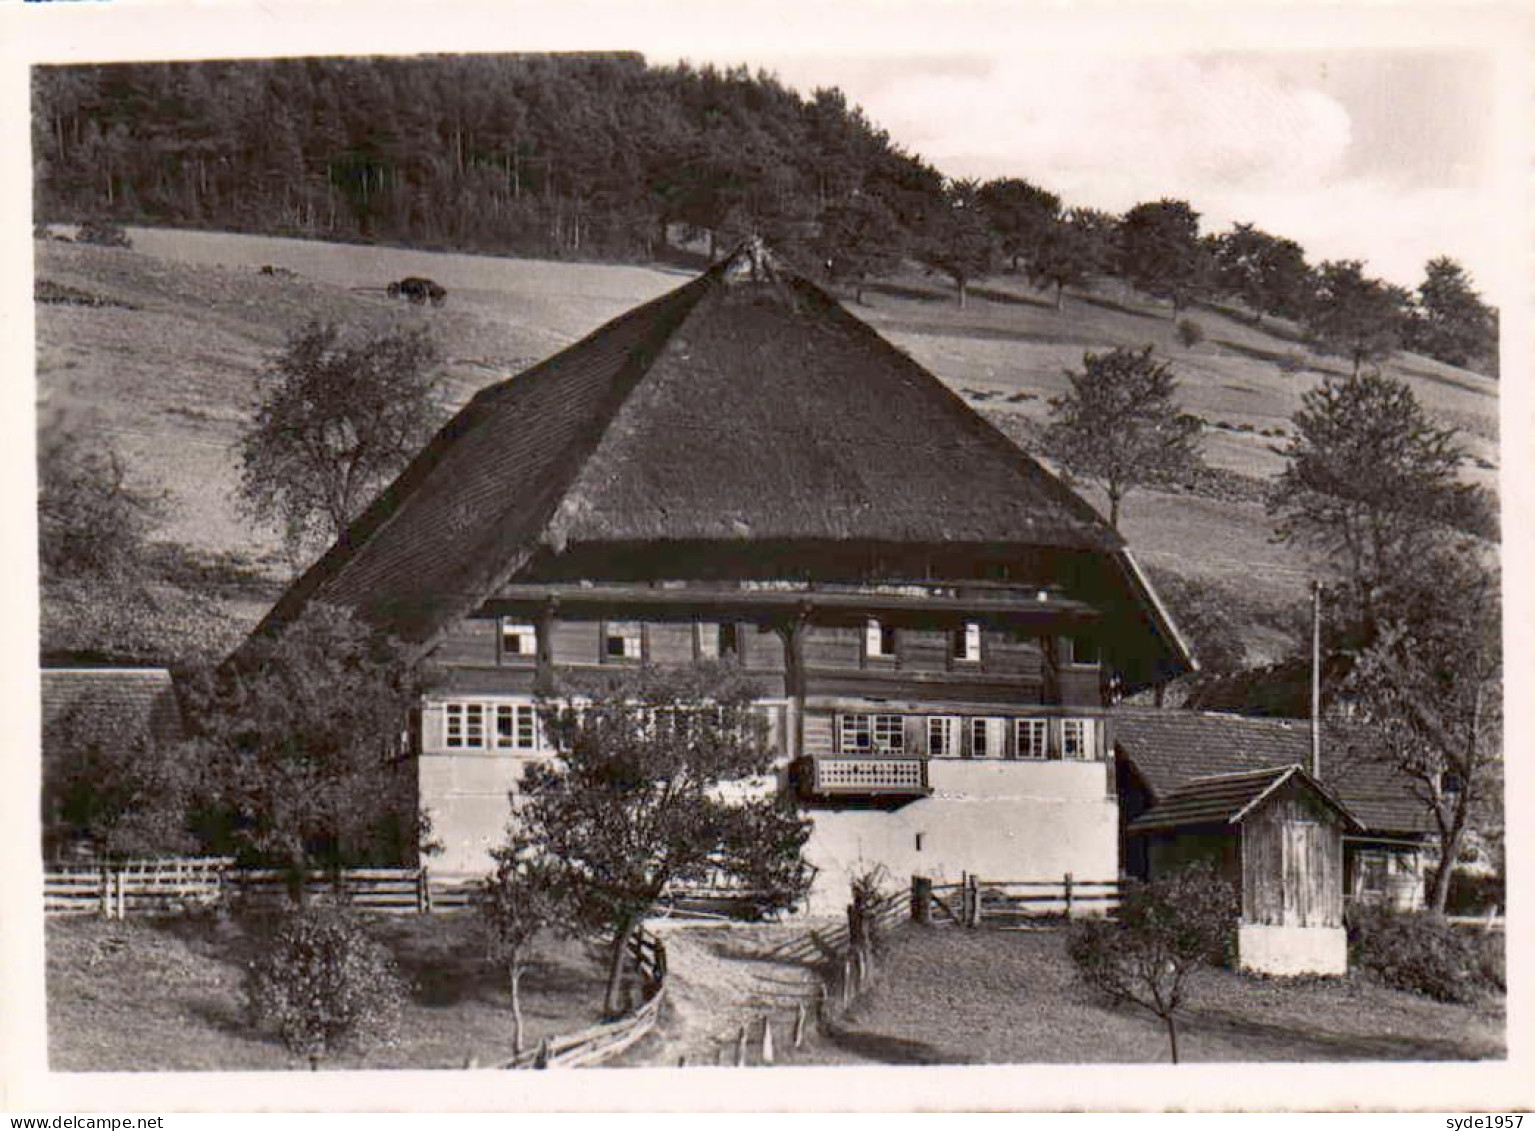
xmin=34 ymin=228 xmax=1498 ymax=665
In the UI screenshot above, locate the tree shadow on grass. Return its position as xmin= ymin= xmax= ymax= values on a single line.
xmin=820 ymin=1023 xmax=955 ymax=1065
xmin=1181 ymin=1007 xmax=1503 ymax=1062
xmin=1072 ymin=291 xmax=1169 ymax=322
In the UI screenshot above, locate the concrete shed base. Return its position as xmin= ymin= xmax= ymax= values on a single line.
xmin=1238 ymin=923 xmax=1348 ymax=976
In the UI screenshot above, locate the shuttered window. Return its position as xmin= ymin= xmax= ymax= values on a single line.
xmin=1015 ymin=718 xmax=1050 ymax=760
xmin=927 ymin=716 xmax=961 ymax=758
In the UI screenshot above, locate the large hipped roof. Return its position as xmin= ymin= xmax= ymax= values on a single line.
xmin=255 ymin=245 xmax=1187 ymax=679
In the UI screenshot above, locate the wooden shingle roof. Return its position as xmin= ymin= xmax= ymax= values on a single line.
xmin=1127 ymin=764 xmax=1362 ymax=833
xmin=252 ymin=244 xmax=1191 ymax=684
xmin=41 ymin=667 xmax=184 ymax=754
xmin=1115 ymin=708 xmax=1436 ymax=837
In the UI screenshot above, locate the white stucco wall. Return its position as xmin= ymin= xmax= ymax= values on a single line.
xmin=419 ymin=753 xmax=541 ymax=875
xmin=1238 ymin=924 xmax=1349 ymax=976
xmin=801 ymin=760 xmax=1119 ymax=915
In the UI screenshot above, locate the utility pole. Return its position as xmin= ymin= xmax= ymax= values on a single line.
xmin=1311 ymin=579 xmax=1322 ymax=779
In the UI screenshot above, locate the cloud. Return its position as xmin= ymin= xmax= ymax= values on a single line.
xmin=863 ymin=55 xmax=1355 ymax=208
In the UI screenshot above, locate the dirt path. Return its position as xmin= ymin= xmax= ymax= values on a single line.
xmin=621 ymin=919 xmax=836 ymax=1067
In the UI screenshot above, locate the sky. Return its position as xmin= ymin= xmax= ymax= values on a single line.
xmin=724 ymin=47 xmax=1509 ymax=304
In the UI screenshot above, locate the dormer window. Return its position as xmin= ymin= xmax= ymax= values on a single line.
xmin=501 ymin=619 xmax=537 ymax=659
xmin=952 ymin=622 xmax=982 ymax=663
xmin=865 ymin=618 xmax=896 ymax=660
xmin=604 ymin=621 xmax=643 ymax=662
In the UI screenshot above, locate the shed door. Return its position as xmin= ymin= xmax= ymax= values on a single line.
xmin=1283 ymin=819 xmax=1342 ymax=928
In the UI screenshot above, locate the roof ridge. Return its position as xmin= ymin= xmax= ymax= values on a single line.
xmin=1182 ymin=763 xmax=1303 ymax=784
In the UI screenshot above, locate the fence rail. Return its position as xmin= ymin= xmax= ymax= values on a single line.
xmin=913 ymin=873 xmax=1124 ymax=927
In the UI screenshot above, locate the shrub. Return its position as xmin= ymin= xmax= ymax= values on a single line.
xmin=1175 ymin=318 xmax=1205 ymax=348
xmin=1067 ymin=861 xmax=1237 ymax=1063
xmin=244 ymin=908 xmax=407 ymax=1067
xmin=1346 ymin=904 xmax=1494 ymax=1003
xmin=75 ymin=220 xmax=133 ymax=249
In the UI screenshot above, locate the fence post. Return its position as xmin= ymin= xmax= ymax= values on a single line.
xmin=116 ymin=869 xmax=126 ymax=921
xmin=1064 ymin=872 xmax=1074 ymax=919
xmin=966 ymin=874 xmax=981 ymax=928
xmin=417 ymin=866 xmax=430 ymax=915
xmin=760 ymin=1016 xmax=775 ymax=1065
xmin=99 ymin=866 xmax=111 ymax=919
xmin=912 ymin=876 xmax=931 ymax=925
xmin=533 ymin=1037 xmax=550 ymax=1069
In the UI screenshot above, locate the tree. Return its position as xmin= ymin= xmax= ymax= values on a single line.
xmin=1044 ymin=346 xmax=1203 ymax=530
xmin=1303 ymin=260 xmax=1410 ymax=377
xmin=521 ymin=663 xmax=812 ymax=1016
xmin=39 ymin=410 xmax=161 ymax=584
xmin=1345 ymin=552 xmax=1501 ymax=914
xmin=815 ymin=192 xmax=904 ymax=304
xmin=1117 ymin=199 xmax=1207 ymax=317
xmin=478 ymin=833 xmax=565 ymax=1055
xmin=975 ymin=177 xmax=1059 ymax=272
xmin=1267 ymin=372 xmax=1492 ymax=634
xmin=237 ymin=322 xmax=443 ymax=563
xmin=42 ymin=702 xmax=204 ymax=861
xmin=918 ymin=179 xmax=997 ymax=308
xmin=180 ymin=603 xmax=426 ymax=897
xmin=1027 ymin=208 xmax=1113 ymax=310
xmin=1409 ymin=257 xmax=1497 ymax=372
xmin=1211 ymin=222 xmax=1310 ymax=327
xmin=1067 ymin=861 xmax=1237 ymax=1063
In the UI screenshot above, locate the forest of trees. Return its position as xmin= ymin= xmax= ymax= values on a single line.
xmin=32 ymin=54 xmax=1499 ymax=375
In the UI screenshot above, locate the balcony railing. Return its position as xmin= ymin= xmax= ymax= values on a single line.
xmin=800 ymin=756 xmax=930 ymax=798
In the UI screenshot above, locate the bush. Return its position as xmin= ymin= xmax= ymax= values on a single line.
xmin=244 ymin=908 xmax=407 ymax=1067
xmin=1175 ymin=319 xmax=1205 ymax=348
xmin=1067 ymin=861 xmax=1237 ymax=1063
xmin=75 ymin=220 xmax=133 ymax=249
xmin=1346 ymin=904 xmax=1496 ymax=1003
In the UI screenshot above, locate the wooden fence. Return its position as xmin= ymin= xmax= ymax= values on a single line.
xmin=44 ymin=860 xmax=486 ymax=919
xmin=495 ymin=927 xmax=668 ymax=1070
xmin=912 ymin=873 xmax=1124 ymax=928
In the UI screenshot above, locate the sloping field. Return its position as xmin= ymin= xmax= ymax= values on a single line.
xmin=34 ymin=228 xmax=1498 ymax=661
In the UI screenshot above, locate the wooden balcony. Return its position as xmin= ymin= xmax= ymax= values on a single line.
xmin=798 ymin=755 xmax=931 ymax=799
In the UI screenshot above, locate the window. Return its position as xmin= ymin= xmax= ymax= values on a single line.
xmin=969 ymin=717 xmax=1005 ymax=759
xmin=952 ymin=622 xmax=982 ymax=663
xmin=445 ymin=703 xmax=485 ymax=750
xmin=501 ymin=619 xmax=537 ymax=659
xmin=604 ymin=621 xmax=643 ymax=661
xmin=865 ymin=618 xmax=896 ymax=659
xmin=494 ymin=704 xmax=540 ymax=751
xmin=1015 ymin=718 xmax=1050 ymax=760
xmin=838 ymin=714 xmax=872 ymax=754
xmin=873 ymin=714 xmax=905 ymax=754
xmin=927 ymin=716 xmax=961 ymax=758
xmin=839 ymin=713 xmax=904 ymax=755
xmin=1061 ymin=719 xmax=1094 ymax=760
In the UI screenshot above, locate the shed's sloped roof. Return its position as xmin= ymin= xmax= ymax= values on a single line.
xmin=253 ymin=245 xmax=1190 ymax=682
xmin=41 ymin=667 xmax=184 ymax=753
xmin=1115 ymin=708 xmax=1435 ymax=836
xmin=1127 ymin=764 xmax=1361 ymax=833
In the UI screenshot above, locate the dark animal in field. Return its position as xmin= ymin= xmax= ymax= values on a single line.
xmin=387 ymin=277 xmax=447 ymax=306
xmin=258 ymin=264 xmax=297 ymax=278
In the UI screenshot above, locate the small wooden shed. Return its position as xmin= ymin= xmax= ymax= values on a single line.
xmin=1128 ymin=765 xmax=1364 ymax=974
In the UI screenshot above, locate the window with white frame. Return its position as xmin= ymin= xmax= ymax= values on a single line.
xmin=1015 ymin=718 xmax=1050 ymax=760
xmin=952 ymin=622 xmax=982 ymax=663
xmin=969 ymin=717 xmax=1005 ymax=759
xmin=1061 ymin=718 xmax=1094 ymax=760
xmin=865 ymin=618 xmax=896 ymax=659
xmin=604 ymin=621 xmax=643 ymax=661
xmin=445 ymin=703 xmax=486 ymax=750
xmin=873 ymin=714 xmax=905 ymax=754
xmin=494 ymin=704 xmax=540 ymax=751
xmin=838 ymin=712 xmax=904 ymax=755
xmin=501 ymin=619 xmax=537 ymax=659
xmin=927 ymin=716 xmax=961 ymax=758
